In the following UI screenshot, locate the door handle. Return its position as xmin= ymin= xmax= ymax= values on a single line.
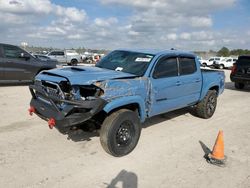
xmin=195 ymin=79 xmax=201 ymax=83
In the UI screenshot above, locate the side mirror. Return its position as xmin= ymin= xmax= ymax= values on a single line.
xmin=20 ymin=53 xmax=30 ymax=60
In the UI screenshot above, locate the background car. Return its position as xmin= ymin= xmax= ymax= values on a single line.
xmin=0 ymin=43 xmax=56 ymax=82
xmin=214 ymin=57 xmax=237 ymax=69
xmin=47 ymin=50 xmax=81 ymax=65
xmin=200 ymin=57 xmax=224 ymax=67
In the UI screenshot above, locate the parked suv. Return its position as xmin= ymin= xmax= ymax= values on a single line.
xmin=230 ymin=55 xmax=250 ymax=89
xmin=200 ymin=57 xmax=224 ymax=67
xmin=214 ymin=57 xmax=237 ymax=69
xmin=47 ymin=50 xmax=81 ymax=65
xmin=0 ymin=43 xmax=56 ymax=82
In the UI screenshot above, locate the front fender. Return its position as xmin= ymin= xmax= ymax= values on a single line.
xmin=103 ymin=95 xmax=146 ymax=122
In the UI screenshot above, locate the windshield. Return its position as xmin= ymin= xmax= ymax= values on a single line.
xmin=96 ymin=50 xmax=155 ymax=76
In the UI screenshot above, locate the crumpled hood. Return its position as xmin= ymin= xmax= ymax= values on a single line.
xmin=36 ymin=66 xmax=136 ymax=85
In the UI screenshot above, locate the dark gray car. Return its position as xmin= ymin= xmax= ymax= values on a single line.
xmin=0 ymin=43 xmax=56 ymax=82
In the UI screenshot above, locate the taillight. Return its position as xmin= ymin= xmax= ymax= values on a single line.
xmin=231 ymin=63 xmax=237 ymax=75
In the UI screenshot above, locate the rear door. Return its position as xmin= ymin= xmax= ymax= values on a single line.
xmin=48 ymin=51 xmax=65 ymax=63
xmin=2 ymin=44 xmax=37 ymax=80
xmin=178 ymin=56 xmax=202 ymax=105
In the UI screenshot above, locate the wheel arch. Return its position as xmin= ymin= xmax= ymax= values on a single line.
xmin=71 ymin=58 xmax=78 ymax=63
xmin=209 ymin=85 xmax=219 ymax=95
xmin=103 ymin=96 xmax=146 ymax=122
xmin=200 ymin=84 xmax=220 ymax=100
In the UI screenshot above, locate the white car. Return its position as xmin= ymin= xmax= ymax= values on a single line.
xmin=47 ymin=50 xmax=82 ymax=65
xmin=214 ymin=57 xmax=237 ymax=69
xmin=201 ymin=57 xmax=224 ymax=67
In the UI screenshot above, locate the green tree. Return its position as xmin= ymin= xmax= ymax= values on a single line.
xmin=217 ymin=47 xmax=230 ymax=57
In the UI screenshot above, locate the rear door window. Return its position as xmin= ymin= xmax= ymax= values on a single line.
xmin=178 ymin=57 xmax=197 ymax=75
xmin=49 ymin=51 xmax=57 ymax=56
xmin=57 ymin=51 xmax=64 ymax=56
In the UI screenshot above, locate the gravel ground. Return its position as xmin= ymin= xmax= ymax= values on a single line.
xmin=0 ymin=70 xmax=249 ymax=188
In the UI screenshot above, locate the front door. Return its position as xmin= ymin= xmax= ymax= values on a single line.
xmin=2 ymin=45 xmax=36 ymax=80
xmin=149 ymin=56 xmax=183 ymax=116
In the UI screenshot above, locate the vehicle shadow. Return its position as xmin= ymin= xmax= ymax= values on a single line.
xmin=0 ymin=82 xmax=31 ymax=87
xmin=142 ymin=108 xmax=190 ymax=129
xmin=105 ymin=170 xmax=138 ymax=188
xmin=65 ymin=129 xmax=99 ymax=142
xmin=65 ymin=108 xmax=192 ymax=142
xmin=224 ymin=82 xmax=250 ymax=92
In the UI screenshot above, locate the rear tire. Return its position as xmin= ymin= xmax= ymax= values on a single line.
xmin=235 ymin=82 xmax=245 ymax=89
xmin=100 ymin=109 xmax=141 ymax=157
xmin=194 ymin=90 xmax=217 ymax=119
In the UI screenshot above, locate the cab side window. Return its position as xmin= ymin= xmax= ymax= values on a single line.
xmin=153 ymin=57 xmax=178 ymax=79
xmin=178 ymin=57 xmax=197 ymax=75
xmin=58 ymin=51 xmax=64 ymax=56
xmin=49 ymin=51 xmax=57 ymax=56
xmin=3 ymin=45 xmax=23 ymax=59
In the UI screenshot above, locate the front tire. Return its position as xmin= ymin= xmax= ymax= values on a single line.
xmin=194 ymin=90 xmax=217 ymax=119
xmin=100 ymin=109 xmax=141 ymax=157
xmin=219 ymin=64 xmax=224 ymax=69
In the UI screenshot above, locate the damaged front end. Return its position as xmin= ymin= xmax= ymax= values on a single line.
xmin=29 ymin=78 xmax=107 ymax=131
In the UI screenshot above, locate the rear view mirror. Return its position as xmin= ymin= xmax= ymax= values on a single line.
xmin=20 ymin=53 xmax=30 ymax=60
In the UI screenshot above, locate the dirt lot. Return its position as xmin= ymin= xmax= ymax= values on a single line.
xmin=0 ymin=70 xmax=249 ymax=188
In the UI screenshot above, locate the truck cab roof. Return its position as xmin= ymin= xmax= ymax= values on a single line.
xmin=117 ymin=48 xmax=196 ymax=57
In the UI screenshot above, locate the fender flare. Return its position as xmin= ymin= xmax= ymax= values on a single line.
xmin=200 ymin=83 xmax=220 ymax=100
xmin=103 ymin=95 xmax=147 ymax=122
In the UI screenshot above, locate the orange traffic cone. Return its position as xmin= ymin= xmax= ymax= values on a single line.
xmin=208 ymin=130 xmax=226 ymax=166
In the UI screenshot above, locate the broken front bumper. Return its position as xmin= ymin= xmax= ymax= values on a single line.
xmin=29 ymin=84 xmax=107 ymax=130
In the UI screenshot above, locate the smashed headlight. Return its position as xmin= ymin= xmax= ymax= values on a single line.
xmin=79 ymin=85 xmax=104 ymax=100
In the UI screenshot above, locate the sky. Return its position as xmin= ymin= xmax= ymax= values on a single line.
xmin=0 ymin=0 xmax=250 ymax=51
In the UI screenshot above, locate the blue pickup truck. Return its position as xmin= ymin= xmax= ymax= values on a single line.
xmin=29 ymin=49 xmax=225 ymax=157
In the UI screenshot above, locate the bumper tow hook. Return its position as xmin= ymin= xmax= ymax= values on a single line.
xmin=28 ymin=106 xmax=35 ymax=116
xmin=48 ymin=118 xmax=56 ymax=129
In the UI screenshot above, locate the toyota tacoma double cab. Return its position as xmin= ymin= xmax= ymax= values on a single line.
xmin=29 ymin=49 xmax=225 ymax=157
